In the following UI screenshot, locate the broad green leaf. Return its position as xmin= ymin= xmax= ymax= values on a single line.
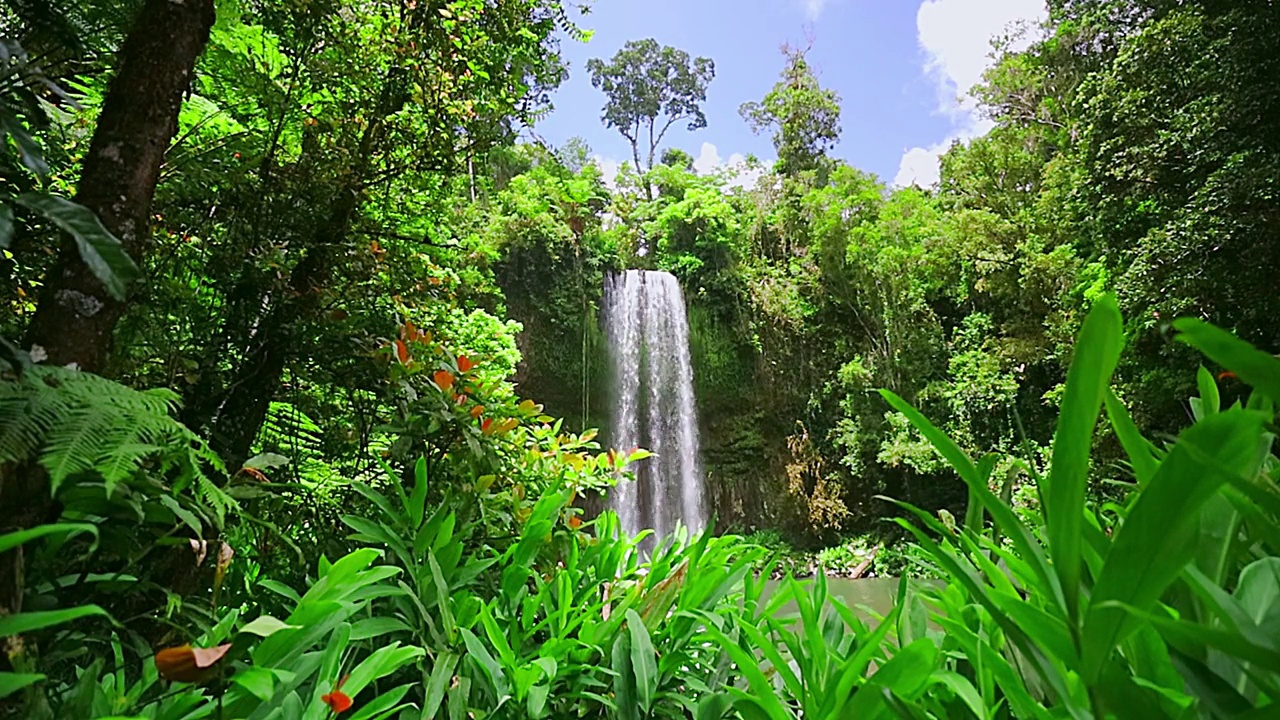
xmin=625 ymin=609 xmax=657 ymax=713
xmin=0 ymin=672 xmax=45 ymax=700
xmin=346 ymin=685 xmax=411 ymax=720
xmin=1195 ymin=493 xmax=1240 ymax=588
xmin=1045 ymin=294 xmax=1123 ymax=623
xmin=931 ymin=670 xmax=985 ymax=720
xmin=1106 ymin=602 xmax=1280 ymax=674
xmin=424 ymin=651 xmax=458 ymax=719
xmin=701 ymin=622 xmax=792 ymax=720
xmin=611 ymin=629 xmax=639 ymax=720
xmin=461 ymin=627 xmax=508 ymax=699
xmin=239 ymin=615 xmax=297 ymax=638
xmin=349 ymin=616 xmax=411 ymax=641
xmin=527 ymin=683 xmax=550 ymax=718
xmin=0 ymin=604 xmax=109 ymax=637
xmin=409 ymin=456 xmax=429 ymax=528
xmin=695 ymin=693 xmax=732 ymax=720
xmin=1175 ymin=319 xmax=1280 ymax=405
xmin=888 ymin=510 xmax=1086 ymax=718
xmin=344 ymin=643 xmax=425 ymax=698
xmin=243 ymin=452 xmax=290 ymax=470
xmin=16 ymin=192 xmax=139 ymax=301
xmin=231 ymin=667 xmax=276 ymax=701
xmin=1196 ymin=366 xmax=1221 ymax=417
xmin=1082 ymin=409 xmax=1268 ymax=681
xmin=0 ymin=523 xmax=98 ymax=554
xmin=1 ymin=115 xmax=49 ymax=176
xmin=428 ymin=552 xmax=457 ymax=640
xmin=1237 ymin=558 xmax=1280 ymax=629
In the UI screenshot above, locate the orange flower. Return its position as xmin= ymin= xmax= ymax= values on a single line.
xmin=154 ymin=643 xmax=231 ymax=684
xmin=568 ymin=515 xmax=582 ymax=530
xmin=458 ymin=355 xmax=475 ymax=373
xmin=433 ymin=370 xmax=455 ymax=390
xmin=470 ymin=405 xmax=484 ymax=419
xmin=322 ymin=674 xmax=352 ymax=714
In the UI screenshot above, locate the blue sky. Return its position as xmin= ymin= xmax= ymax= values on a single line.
xmin=534 ymin=0 xmax=1046 ymax=187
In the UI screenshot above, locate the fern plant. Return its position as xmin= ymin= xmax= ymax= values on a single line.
xmin=0 ymin=365 xmax=237 ymax=524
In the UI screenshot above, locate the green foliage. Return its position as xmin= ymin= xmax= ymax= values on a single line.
xmin=885 ymin=300 xmax=1280 ymax=718
xmin=0 ymin=365 xmax=234 ymax=520
xmin=740 ymin=44 xmax=842 ymax=178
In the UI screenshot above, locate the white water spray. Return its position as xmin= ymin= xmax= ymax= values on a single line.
xmin=603 ymin=270 xmax=706 ymax=539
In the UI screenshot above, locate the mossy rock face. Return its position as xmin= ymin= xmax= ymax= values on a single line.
xmin=496 ymin=242 xmax=611 ymax=434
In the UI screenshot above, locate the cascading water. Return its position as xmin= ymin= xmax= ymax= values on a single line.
xmin=603 ymin=270 xmax=706 ymax=539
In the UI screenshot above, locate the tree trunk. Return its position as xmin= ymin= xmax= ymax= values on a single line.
xmin=23 ymin=0 xmax=215 ymax=372
xmin=2 ymin=0 xmax=214 ymax=647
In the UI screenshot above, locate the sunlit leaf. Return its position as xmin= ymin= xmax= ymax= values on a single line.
xmin=16 ymin=192 xmax=139 ymax=300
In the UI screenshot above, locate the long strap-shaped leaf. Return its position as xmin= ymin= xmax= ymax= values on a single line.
xmin=1081 ymin=409 xmax=1269 ymax=681
xmin=1045 ymin=294 xmax=1124 ymax=626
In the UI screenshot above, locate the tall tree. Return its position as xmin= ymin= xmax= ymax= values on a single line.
xmin=586 ymin=38 xmax=714 ymax=195
xmin=740 ymin=43 xmax=841 ymax=178
xmin=2 ymin=0 xmax=214 ymax=635
xmin=22 ymin=0 xmax=215 ymax=372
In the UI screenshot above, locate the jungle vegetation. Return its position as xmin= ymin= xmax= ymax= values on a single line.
xmin=1 ymin=1 xmax=1279 ymax=718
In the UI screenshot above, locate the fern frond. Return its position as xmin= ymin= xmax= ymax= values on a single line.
xmin=0 ymin=367 xmax=238 ymax=527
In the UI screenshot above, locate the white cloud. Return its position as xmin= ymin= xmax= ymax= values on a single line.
xmin=894 ymin=141 xmax=950 ymax=188
xmin=894 ymin=0 xmax=1046 ymax=187
xmin=693 ymin=142 xmax=745 ymax=176
xmin=693 ymin=142 xmax=766 ymax=190
xmin=802 ymin=0 xmax=829 ymax=21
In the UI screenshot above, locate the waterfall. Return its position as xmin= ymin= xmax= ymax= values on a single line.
xmin=603 ymin=270 xmax=706 ymax=539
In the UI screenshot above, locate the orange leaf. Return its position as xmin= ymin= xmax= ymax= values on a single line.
xmin=458 ymin=355 xmax=475 ymax=373
xmin=499 ymin=418 xmax=519 ymax=434
xmin=1218 ymin=371 xmax=1237 ymax=381
xmin=470 ymin=405 xmax=484 ymax=419
xmin=322 ymin=690 xmax=353 ymax=713
xmin=402 ymin=320 xmax=417 ymax=341
xmin=481 ymin=418 xmax=494 ymax=435
xmin=394 ymin=340 xmax=410 ymax=364
xmin=433 ymin=370 xmax=455 ymax=390
xmin=155 ymin=643 xmax=231 ymax=684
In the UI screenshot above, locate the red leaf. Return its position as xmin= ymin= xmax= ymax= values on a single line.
xmin=394 ymin=340 xmax=409 ymax=364
xmin=433 ymin=369 xmax=455 ymax=390
xmin=322 ymin=690 xmax=353 ymax=713
xmin=458 ymin=355 xmax=475 ymax=373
